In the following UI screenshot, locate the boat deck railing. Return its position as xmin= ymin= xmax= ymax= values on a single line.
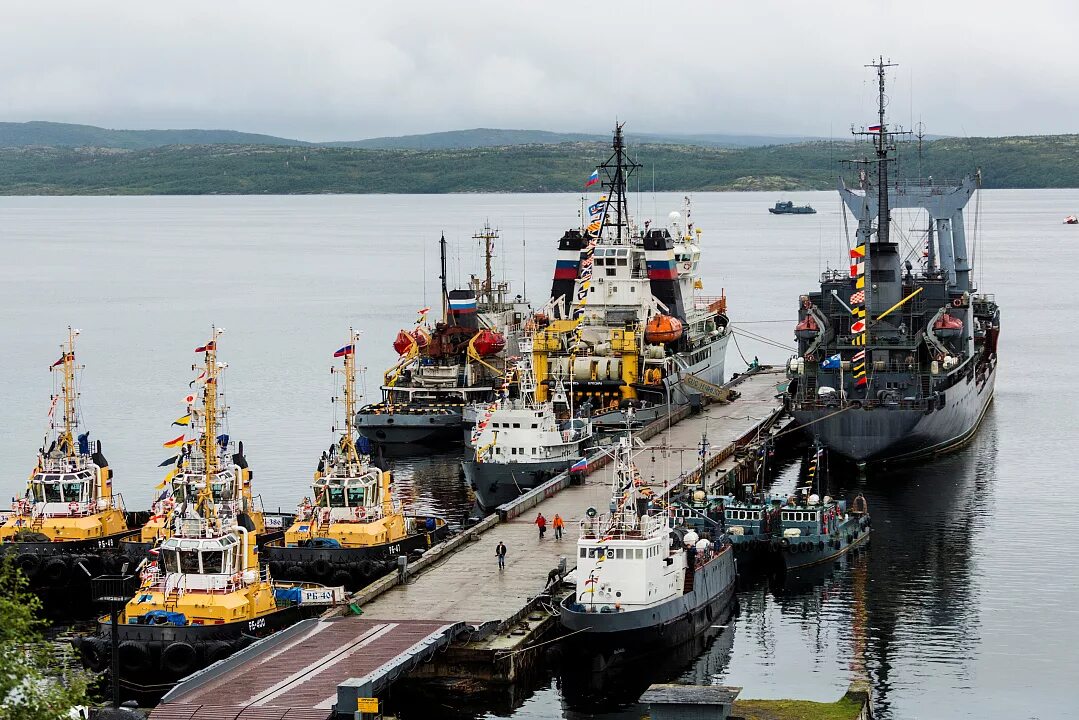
xmin=579 ymin=512 xmax=664 ymax=540
xmin=27 ymin=492 xmax=126 ymax=519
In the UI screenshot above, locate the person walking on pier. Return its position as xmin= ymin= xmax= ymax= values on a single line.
xmin=535 ymin=513 xmax=547 ymax=540
xmin=553 ymin=513 xmax=564 ymax=540
xmin=496 ymin=541 xmax=507 ymax=570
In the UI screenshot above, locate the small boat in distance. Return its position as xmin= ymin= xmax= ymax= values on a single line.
xmin=769 ymin=200 xmax=817 ymax=215
xmin=1065 ymin=215 xmax=1077 ymax=224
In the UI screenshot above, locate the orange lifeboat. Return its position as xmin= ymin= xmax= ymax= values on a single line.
xmin=795 ymin=314 xmax=819 ymax=339
xmin=393 ymin=330 xmax=415 ymax=355
xmin=933 ymin=313 xmax=963 ymax=338
xmin=644 ymin=315 xmax=684 ymax=344
xmin=410 ymin=327 xmax=431 ymax=350
xmin=472 ymin=329 xmax=506 ymax=357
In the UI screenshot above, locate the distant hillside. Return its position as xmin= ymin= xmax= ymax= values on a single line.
xmin=0 ymin=121 xmax=311 ymax=150
xmin=0 ymin=121 xmax=822 ymax=152
xmin=2 ymin=135 xmax=1076 ymax=195
xmin=331 ymin=128 xmax=824 ymax=150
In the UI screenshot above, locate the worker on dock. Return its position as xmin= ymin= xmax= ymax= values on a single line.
xmin=496 ymin=541 xmax=507 ymax=570
xmin=553 ymin=513 xmax=565 ymax=540
xmin=535 ymin=513 xmax=547 ymax=539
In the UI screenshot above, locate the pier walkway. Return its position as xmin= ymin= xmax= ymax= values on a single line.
xmin=153 ymin=369 xmax=785 ymax=719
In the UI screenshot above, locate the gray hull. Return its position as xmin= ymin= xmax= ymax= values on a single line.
xmin=355 ymin=409 xmax=463 ymax=446
xmin=792 ymin=362 xmax=995 ymax=464
xmin=561 ymin=546 xmax=736 ymax=644
xmin=465 ymin=458 xmax=575 ymax=510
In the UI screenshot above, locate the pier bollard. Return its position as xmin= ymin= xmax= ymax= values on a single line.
xmin=397 ymin=555 xmax=408 ymax=584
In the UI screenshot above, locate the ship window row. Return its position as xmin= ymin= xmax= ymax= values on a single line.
xmin=782 ymin=511 xmax=817 ymax=522
xmin=489 ymin=422 xmax=524 ymax=428
xmin=594 ymin=258 xmax=629 ymax=267
xmin=687 ymin=347 xmax=712 ymax=365
xmin=580 ymin=547 xmax=646 ymax=560
xmin=595 ymin=248 xmax=630 ymax=257
xmin=726 ymin=510 xmax=761 ymax=520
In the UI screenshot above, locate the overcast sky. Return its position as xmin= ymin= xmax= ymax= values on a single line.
xmin=1 ymin=1 xmax=1075 ymax=141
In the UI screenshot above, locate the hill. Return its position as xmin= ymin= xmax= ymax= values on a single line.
xmin=331 ymin=128 xmax=822 ymax=150
xmin=0 ymin=121 xmax=311 ymax=150
xmin=1 ymin=135 xmax=1077 ymax=195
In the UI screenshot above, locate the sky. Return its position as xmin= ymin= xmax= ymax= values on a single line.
xmin=1 ymin=0 xmax=1076 ymax=141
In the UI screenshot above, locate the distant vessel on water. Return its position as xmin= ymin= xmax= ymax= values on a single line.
xmin=784 ymin=59 xmax=1000 ymax=464
xmin=769 ymin=200 xmax=816 ymax=215
xmin=530 ymin=124 xmax=731 ymax=432
xmin=355 ymin=226 xmax=528 ymax=447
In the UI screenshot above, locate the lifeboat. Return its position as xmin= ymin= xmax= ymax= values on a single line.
xmin=795 ymin=314 xmax=819 ymax=340
xmin=644 ymin=315 xmax=684 ymax=345
xmin=393 ymin=330 xmax=415 ymax=355
xmin=410 ymin=327 xmax=431 ymax=350
xmin=472 ymin=329 xmax=506 ymax=357
xmin=933 ymin=313 xmax=964 ymax=338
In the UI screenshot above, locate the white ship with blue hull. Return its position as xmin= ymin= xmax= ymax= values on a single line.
xmin=560 ymin=423 xmax=737 ymax=650
xmin=784 ymin=59 xmax=1000 ymax=464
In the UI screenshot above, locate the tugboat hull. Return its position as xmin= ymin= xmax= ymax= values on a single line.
xmin=75 ymin=603 xmax=316 ymax=695
xmin=779 ymin=517 xmax=871 ymax=571
xmin=465 ymin=458 xmax=578 ymax=511
xmin=2 ymin=529 xmax=141 ymax=619
xmin=791 ymin=362 xmax=995 ymax=464
xmin=263 ymin=521 xmax=451 ymax=590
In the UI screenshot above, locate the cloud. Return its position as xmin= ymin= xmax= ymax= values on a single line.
xmin=0 ymin=0 xmax=1076 ymax=140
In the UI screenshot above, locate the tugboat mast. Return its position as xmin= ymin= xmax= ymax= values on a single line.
xmin=439 ymin=232 xmax=449 ymax=323
xmin=58 ymin=327 xmax=80 ymax=458
xmin=342 ymin=329 xmax=360 ymax=466
xmin=201 ymin=328 xmax=223 ymax=479
xmin=473 ymin=222 xmax=500 ymax=311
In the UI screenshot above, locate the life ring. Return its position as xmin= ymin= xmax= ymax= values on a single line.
xmin=68 ymin=501 xmax=80 ymax=515
xmin=953 ymin=298 xmax=962 ymax=307
xmin=354 ymin=507 xmax=367 ymax=521
xmin=161 ymin=642 xmax=198 ymax=676
xmin=682 ymin=262 xmax=692 ymax=271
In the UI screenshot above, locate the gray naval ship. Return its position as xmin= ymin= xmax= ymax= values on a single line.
xmin=560 ymin=421 xmax=737 ymax=651
xmin=784 ymin=59 xmax=1000 ymax=464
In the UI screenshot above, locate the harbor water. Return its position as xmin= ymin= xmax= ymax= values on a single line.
xmin=0 ymin=191 xmax=1074 ymax=718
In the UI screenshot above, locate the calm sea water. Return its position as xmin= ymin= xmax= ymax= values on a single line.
xmin=1 ymin=191 xmax=1075 ymax=719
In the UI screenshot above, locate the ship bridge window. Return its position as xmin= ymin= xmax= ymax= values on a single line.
xmin=595 ymin=258 xmax=605 ymax=266
xmin=178 ymin=550 xmax=200 ymax=574
xmin=201 ymin=551 xmax=224 ymax=574
xmin=635 ymin=548 xmax=643 ymax=559
xmin=606 ymin=268 xmax=616 ymax=276
xmin=617 ymin=258 xmax=628 ymax=266
xmin=347 ymin=487 xmax=366 ymax=506
xmin=41 ymin=481 xmax=63 ymax=503
xmin=317 ymin=486 xmax=347 ymax=508
xmin=62 ymin=479 xmax=87 ymax=502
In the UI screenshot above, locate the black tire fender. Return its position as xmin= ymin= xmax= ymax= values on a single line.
xmin=117 ymin=641 xmax=151 ymax=673
xmin=161 ymin=642 xmax=197 ymax=676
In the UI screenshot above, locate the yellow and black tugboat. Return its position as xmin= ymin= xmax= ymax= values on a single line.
xmin=75 ymin=330 xmax=343 ymax=691
xmin=0 ymin=329 xmax=141 ymax=618
xmin=122 ymin=328 xmax=279 ymax=561
xmin=264 ymin=330 xmax=451 ymax=590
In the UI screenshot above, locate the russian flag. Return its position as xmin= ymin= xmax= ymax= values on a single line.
xmin=333 ymin=345 xmax=354 ymax=358
xmin=570 ymin=458 xmax=588 ymax=473
xmin=585 ymin=169 xmax=600 ymax=188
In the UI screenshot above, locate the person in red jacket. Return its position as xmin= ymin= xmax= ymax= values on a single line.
xmin=535 ymin=512 xmax=547 ymax=539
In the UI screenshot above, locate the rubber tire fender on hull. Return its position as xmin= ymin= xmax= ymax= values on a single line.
xmin=161 ymin=642 xmax=198 ymax=676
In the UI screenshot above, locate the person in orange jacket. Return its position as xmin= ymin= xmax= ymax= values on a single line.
xmin=552 ymin=513 xmax=565 ymax=540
